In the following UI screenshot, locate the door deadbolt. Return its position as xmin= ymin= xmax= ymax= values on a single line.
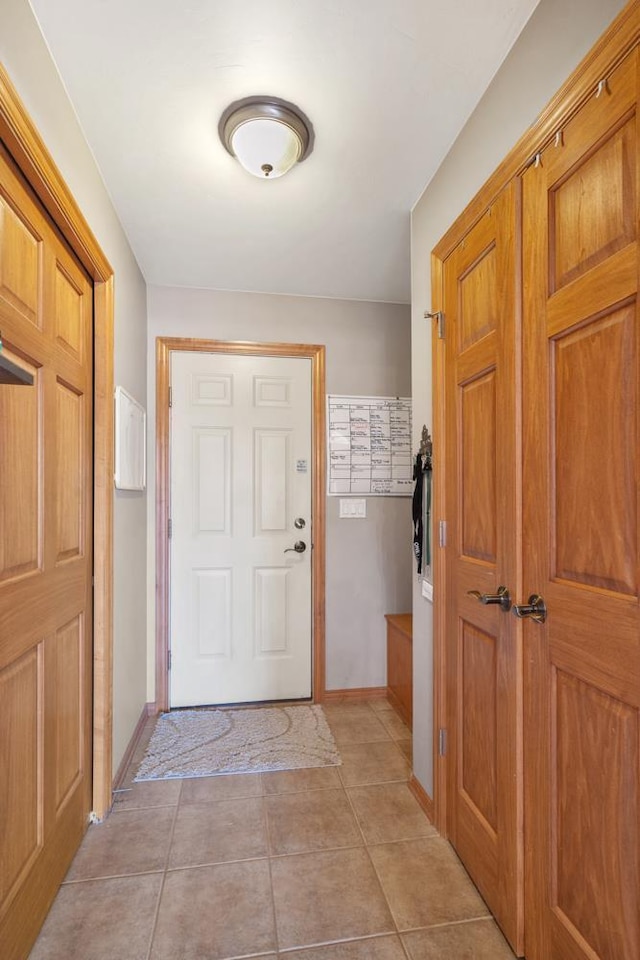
xmin=294 ymin=517 xmax=306 ymax=529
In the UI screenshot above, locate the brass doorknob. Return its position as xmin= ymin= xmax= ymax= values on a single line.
xmin=512 ymin=594 xmax=546 ymax=623
xmin=467 ymin=585 xmax=511 ymax=612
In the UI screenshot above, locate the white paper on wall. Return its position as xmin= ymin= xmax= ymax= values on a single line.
xmin=114 ymin=386 xmax=146 ymax=491
xmin=327 ymin=395 xmax=412 ymax=496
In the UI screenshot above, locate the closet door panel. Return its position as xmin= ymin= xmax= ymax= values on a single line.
xmin=444 ymin=182 xmax=523 ymax=955
xmin=522 ymin=46 xmax=640 ymax=960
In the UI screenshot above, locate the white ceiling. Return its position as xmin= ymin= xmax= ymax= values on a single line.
xmin=31 ymin=0 xmax=540 ymax=303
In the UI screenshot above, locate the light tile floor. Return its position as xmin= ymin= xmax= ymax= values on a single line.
xmin=29 ymin=700 xmax=516 ymax=960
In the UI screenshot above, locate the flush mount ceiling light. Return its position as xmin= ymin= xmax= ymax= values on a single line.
xmin=219 ymin=96 xmax=314 ymax=179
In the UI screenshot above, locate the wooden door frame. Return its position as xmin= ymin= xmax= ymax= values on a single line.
xmin=155 ymin=337 xmax=326 ymax=711
xmin=0 ymin=67 xmax=114 ymax=818
xmin=429 ymin=2 xmax=640 ymax=837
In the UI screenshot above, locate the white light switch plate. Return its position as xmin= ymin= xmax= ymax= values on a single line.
xmin=422 ymin=579 xmax=434 ymax=602
xmin=339 ymin=498 xmax=366 ymax=518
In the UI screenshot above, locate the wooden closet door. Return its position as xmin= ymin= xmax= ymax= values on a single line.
xmin=443 ymin=181 xmax=523 ymax=955
xmin=522 ymin=49 xmax=640 ymax=960
xmin=0 ymin=143 xmax=94 ymax=960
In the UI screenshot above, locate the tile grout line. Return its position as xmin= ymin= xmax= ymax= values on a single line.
xmin=276 ymin=931 xmax=408 ymax=955
xmin=261 ymin=774 xmax=283 ymax=957
xmin=143 ymin=778 xmax=183 ymax=960
xmin=401 ymin=914 xmax=498 ymax=935
xmin=340 ymin=768 xmax=411 ymax=956
xmin=336 ymin=745 xmax=412 ymax=789
xmin=323 ymin=703 xmax=417 ymax=960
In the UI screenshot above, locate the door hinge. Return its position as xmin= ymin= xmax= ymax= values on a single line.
xmin=439 ymin=520 xmax=447 ymax=547
xmin=168 ymin=386 xmax=172 ymax=407
xmin=438 ymin=728 xmax=447 ymax=757
xmin=168 ymin=649 xmax=172 ymax=670
xmin=425 ymin=310 xmax=445 ymax=339
xmin=168 ymin=518 xmax=172 ymax=539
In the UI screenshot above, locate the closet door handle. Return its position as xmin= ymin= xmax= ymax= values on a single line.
xmin=512 ymin=594 xmax=547 ymax=623
xmin=467 ymin=585 xmax=511 ymax=612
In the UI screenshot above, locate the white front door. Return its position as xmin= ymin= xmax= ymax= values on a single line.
xmin=169 ymin=350 xmax=313 ymax=707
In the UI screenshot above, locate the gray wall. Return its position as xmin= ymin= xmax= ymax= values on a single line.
xmin=410 ymin=0 xmax=628 ymax=795
xmin=2 ymin=0 xmax=149 ymax=776
xmin=146 ymin=286 xmax=412 ymax=696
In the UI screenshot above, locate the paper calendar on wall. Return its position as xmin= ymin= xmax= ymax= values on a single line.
xmin=327 ymin=395 xmax=412 ymax=496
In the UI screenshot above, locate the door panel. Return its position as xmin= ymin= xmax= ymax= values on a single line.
xmin=0 ymin=648 xmax=41 ymax=911
xmin=254 ymin=429 xmax=290 ymax=532
xmin=461 ymin=370 xmax=497 ymax=562
xmin=458 ymin=245 xmax=498 ymax=349
xmin=444 ymin=182 xmax=523 ymax=955
xmin=553 ymin=670 xmax=638 ymax=960
xmin=461 ymin=622 xmax=497 ymax=829
xmin=0 ymin=350 xmax=40 ymax=581
xmin=553 ymin=303 xmax=636 ymax=593
xmin=522 ymin=48 xmax=640 ymax=960
xmin=194 ymin=427 xmax=231 ymax=532
xmin=0 ymin=191 xmax=41 ymax=327
xmin=0 ymin=142 xmax=93 ymax=960
xmin=53 ymin=614 xmax=84 ymax=810
xmin=170 ymin=351 xmax=312 ymax=707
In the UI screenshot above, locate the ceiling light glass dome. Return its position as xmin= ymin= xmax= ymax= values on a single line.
xmin=219 ymin=97 xmax=314 ymax=179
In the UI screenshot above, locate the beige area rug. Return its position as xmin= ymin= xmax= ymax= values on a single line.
xmin=134 ymin=704 xmax=340 ymax=781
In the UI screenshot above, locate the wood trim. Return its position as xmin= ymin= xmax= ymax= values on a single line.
xmin=433 ymin=2 xmax=640 ymax=262
xmin=92 ymin=277 xmax=114 ymax=817
xmin=386 ymin=687 xmax=410 ymax=726
xmin=430 ymin=251 xmax=448 ymax=836
xmin=321 ymin=686 xmax=387 ymax=703
xmin=0 ymin=66 xmax=114 ymax=818
xmin=155 ymin=337 xmax=327 ymax=711
xmin=155 ymin=338 xmax=171 ymax=713
xmin=0 ymin=67 xmax=112 ymax=283
xmin=409 ymin=774 xmax=435 ymax=823
xmin=311 ymin=343 xmax=327 ymax=702
xmin=384 ymin=612 xmax=412 ymax=639
xmin=111 ymin=702 xmax=155 ymax=793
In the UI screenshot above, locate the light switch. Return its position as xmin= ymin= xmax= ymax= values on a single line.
xmin=339 ymin=498 xmax=366 ymax=518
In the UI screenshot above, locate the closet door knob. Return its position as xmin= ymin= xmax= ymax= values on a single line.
xmin=467 ymin=585 xmax=511 ymax=612
xmin=512 ymin=594 xmax=547 ymax=623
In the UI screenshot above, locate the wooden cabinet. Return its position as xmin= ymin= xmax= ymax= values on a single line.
xmin=432 ymin=7 xmax=640 ymax=960
xmin=385 ymin=613 xmax=412 ymax=730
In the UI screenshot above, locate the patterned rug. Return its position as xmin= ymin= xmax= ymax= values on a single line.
xmin=134 ymin=704 xmax=340 ymax=780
